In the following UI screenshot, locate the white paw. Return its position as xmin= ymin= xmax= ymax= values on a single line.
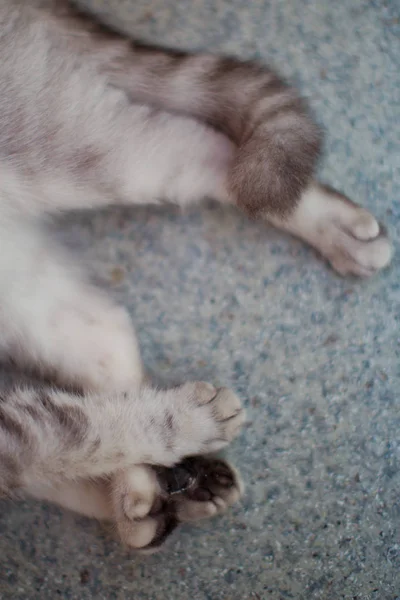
xmin=324 ymin=211 xmax=392 ymax=277
xmin=171 ymin=382 xmax=246 ymax=458
xmin=290 ymin=184 xmax=393 ymax=277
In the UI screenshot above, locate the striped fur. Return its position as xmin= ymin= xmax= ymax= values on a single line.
xmin=0 ymin=0 xmax=392 ymax=548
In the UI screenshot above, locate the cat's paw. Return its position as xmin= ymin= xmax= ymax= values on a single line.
xmin=325 ymin=213 xmax=392 ymax=277
xmin=163 ymin=456 xmax=244 ymax=522
xmin=283 ymin=184 xmax=393 ymax=277
xmin=111 ymin=465 xmax=176 ymax=550
xmin=111 ymin=457 xmax=243 ymax=551
xmin=305 ymin=185 xmax=393 ymax=277
xmin=171 ymin=382 xmax=245 ymax=458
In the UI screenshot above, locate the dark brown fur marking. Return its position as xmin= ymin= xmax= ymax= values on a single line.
xmin=21 ymin=404 xmax=42 ymax=423
xmin=0 ymin=407 xmax=31 ymax=446
xmin=36 ymin=391 xmax=89 ymax=447
xmin=72 ymin=146 xmax=105 ymax=174
xmin=0 ymin=453 xmax=23 ymax=494
xmin=164 ymin=411 xmax=175 ymax=433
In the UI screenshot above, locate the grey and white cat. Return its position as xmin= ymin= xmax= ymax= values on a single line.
xmin=0 ymin=0 xmax=392 ymax=551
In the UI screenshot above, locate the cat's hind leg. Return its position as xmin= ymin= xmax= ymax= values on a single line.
xmin=21 ymin=2 xmax=391 ymax=276
xmin=30 ymin=456 xmax=244 ymax=551
xmin=78 ymin=102 xmax=392 ymax=278
xmin=112 ymin=456 xmax=244 ymax=551
xmin=268 ymin=182 xmax=393 ymax=277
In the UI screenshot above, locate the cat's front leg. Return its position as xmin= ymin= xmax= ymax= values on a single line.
xmin=2 ymin=381 xmax=244 ymax=494
xmin=17 ymin=382 xmax=245 ymax=548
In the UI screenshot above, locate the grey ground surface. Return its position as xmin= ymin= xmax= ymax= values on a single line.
xmin=1 ymin=1 xmax=399 ymax=599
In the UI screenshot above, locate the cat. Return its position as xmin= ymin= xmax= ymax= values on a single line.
xmin=0 ymin=0 xmax=392 ymax=551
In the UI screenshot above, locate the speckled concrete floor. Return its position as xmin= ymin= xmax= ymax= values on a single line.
xmin=1 ymin=1 xmax=399 ymax=599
